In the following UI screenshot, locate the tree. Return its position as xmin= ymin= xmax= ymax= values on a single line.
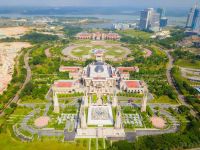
xmin=10 ymin=102 xmax=17 ymax=108
xmin=146 ymin=105 xmax=154 ymax=116
xmin=178 ymin=105 xmax=190 ymax=114
xmin=21 ymin=32 xmax=59 ymax=43
xmin=4 ymin=108 xmax=14 ymax=115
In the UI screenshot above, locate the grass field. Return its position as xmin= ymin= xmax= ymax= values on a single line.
xmin=0 ymin=132 xmax=86 ymax=150
xmin=117 ymin=29 xmax=152 ymax=39
xmin=175 ymin=59 xmax=200 ymax=69
xmin=150 ymin=96 xmax=178 ymax=104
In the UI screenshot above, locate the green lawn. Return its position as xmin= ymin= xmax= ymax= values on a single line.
xmin=117 ymin=29 xmax=152 ymax=39
xmin=175 ymin=59 xmax=200 ymax=69
xmin=71 ymin=46 xmax=91 ymax=56
xmin=70 ymin=45 xmax=126 ymax=58
xmin=105 ymin=46 xmax=124 ymax=57
xmin=92 ymin=94 xmax=97 ymax=103
xmin=0 ymin=132 xmax=86 ymax=150
xmin=150 ymin=96 xmax=178 ymax=104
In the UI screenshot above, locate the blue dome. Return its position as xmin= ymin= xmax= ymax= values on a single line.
xmin=95 ymin=65 xmax=104 ymax=73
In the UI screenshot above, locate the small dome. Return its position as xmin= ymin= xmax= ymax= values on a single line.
xmin=95 ymin=61 xmax=104 ymax=65
xmin=95 ymin=65 xmax=104 ymax=73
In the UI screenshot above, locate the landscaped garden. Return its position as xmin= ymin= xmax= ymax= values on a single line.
xmin=121 ymin=106 xmax=153 ymax=129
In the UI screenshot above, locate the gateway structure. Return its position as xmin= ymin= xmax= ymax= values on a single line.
xmin=51 ymin=51 xmax=147 ymax=138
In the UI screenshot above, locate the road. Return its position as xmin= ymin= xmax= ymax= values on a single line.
xmin=165 ymin=50 xmax=188 ymax=106
xmin=0 ymin=49 xmax=32 ymax=116
xmin=165 ymin=50 xmax=197 ymax=117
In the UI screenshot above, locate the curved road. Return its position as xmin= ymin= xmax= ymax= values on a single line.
xmin=165 ymin=50 xmax=187 ymax=105
xmin=165 ymin=50 xmax=197 ymax=117
xmin=0 ymin=49 xmax=32 ymax=116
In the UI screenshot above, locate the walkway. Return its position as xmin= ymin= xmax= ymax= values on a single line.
xmin=125 ymin=109 xmax=179 ymax=141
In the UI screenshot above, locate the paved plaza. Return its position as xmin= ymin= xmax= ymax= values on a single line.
xmin=88 ymin=105 xmax=113 ymax=126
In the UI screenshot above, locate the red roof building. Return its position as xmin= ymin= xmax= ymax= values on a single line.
xmin=120 ymin=80 xmax=145 ymax=94
xmin=76 ymin=32 xmax=120 ymax=40
xmin=59 ymin=66 xmax=81 ymax=73
xmin=52 ymin=80 xmax=82 ymax=94
xmin=54 ymin=81 xmax=73 ymax=88
xmin=125 ymin=80 xmax=141 ymax=88
xmin=117 ymin=67 xmax=139 ymax=73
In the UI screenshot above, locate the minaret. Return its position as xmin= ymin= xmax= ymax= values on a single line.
xmin=84 ymin=92 xmax=88 ymax=107
xmin=115 ymin=106 xmax=122 ymax=129
xmin=53 ymin=92 xmax=60 ymax=113
xmin=81 ymin=108 xmax=87 ymax=128
xmin=112 ymin=90 xmax=118 ymax=107
xmin=141 ymin=87 xmax=148 ymax=112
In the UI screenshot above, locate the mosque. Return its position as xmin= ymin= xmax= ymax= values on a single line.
xmin=51 ymin=50 xmax=148 ymax=138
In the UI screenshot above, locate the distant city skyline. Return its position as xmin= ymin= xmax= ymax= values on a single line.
xmin=0 ymin=0 xmax=198 ymax=8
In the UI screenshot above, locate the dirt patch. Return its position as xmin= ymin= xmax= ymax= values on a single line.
xmin=0 ymin=26 xmax=30 ymax=37
xmin=34 ymin=116 xmax=50 ymax=128
xmin=45 ymin=48 xmax=52 ymax=58
xmin=0 ymin=42 xmax=32 ymax=93
xmin=150 ymin=116 xmax=166 ymax=129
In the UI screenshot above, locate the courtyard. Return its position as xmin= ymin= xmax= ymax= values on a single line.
xmin=87 ymin=105 xmax=113 ymax=126
xmin=62 ymin=41 xmax=131 ymax=61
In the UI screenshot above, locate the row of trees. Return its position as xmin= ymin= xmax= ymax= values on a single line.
xmin=63 ymin=25 xmax=82 ymax=37
xmin=21 ymin=32 xmax=59 ymax=44
xmin=172 ymin=49 xmax=198 ymax=60
xmin=120 ymin=36 xmax=152 ymax=45
xmin=172 ymin=67 xmax=198 ymax=95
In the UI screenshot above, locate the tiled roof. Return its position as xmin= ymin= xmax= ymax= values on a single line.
xmin=54 ymin=81 xmax=73 ymax=88
xmin=125 ymin=80 xmax=141 ymax=88
xmin=118 ymin=67 xmax=138 ymax=72
xmin=59 ymin=66 xmax=80 ymax=73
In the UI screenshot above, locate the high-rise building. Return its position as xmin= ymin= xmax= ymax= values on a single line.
xmin=157 ymin=8 xmax=168 ymax=28
xmin=139 ymin=8 xmax=152 ymax=30
xmin=186 ymin=3 xmax=200 ymax=32
xmin=157 ymin=8 xmax=165 ymax=19
xmin=149 ymin=12 xmax=160 ymax=31
xmin=186 ymin=4 xmax=197 ymax=28
xmin=192 ymin=8 xmax=200 ymax=30
xmin=139 ymin=8 xmax=160 ymax=32
xmin=160 ymin=17 xmax=168 ymax=28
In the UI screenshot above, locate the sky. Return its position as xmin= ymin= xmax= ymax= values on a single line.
xmin=0 ymin=0 xmax=198 ymax=8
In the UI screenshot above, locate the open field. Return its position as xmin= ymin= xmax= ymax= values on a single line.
xmin=0 ymin=133 xmax=86 ymax=150
xmin=117 ymin=29 xmax=152 ymax=39
xmin=150 ymin=96 xmax=178 ymax=104
xmin=0 ymin=42 xmax=31 ymax=50
xmin=186 ymin=48 xmax=200 ymax=55
xmin=0 ymin=42 xmax=32 ymax=93
xmin=175 ymin=59 xmax=200 ymax=69
xmin=0 ymin=27 xmax=30 ymax=38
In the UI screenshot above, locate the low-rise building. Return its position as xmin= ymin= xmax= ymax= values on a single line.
xmin=52 ymin=80 xmax=82 ymax=94
xmin=76 ymin=32 xmax=121 ymax=40
xmin=120 ymin=80 xmax=145 ymax=93
xmin=117 ymin=67 xmax=139 ymax=80
xmin=59 ymin=66 xmax=82 ymax=79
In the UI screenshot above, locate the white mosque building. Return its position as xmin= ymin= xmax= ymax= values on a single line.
xmin=51 ymin=50 xmax=148 ymax=138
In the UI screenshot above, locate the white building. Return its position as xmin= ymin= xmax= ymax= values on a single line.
xmin=50 ymin=53 xmax=148 ymax=139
